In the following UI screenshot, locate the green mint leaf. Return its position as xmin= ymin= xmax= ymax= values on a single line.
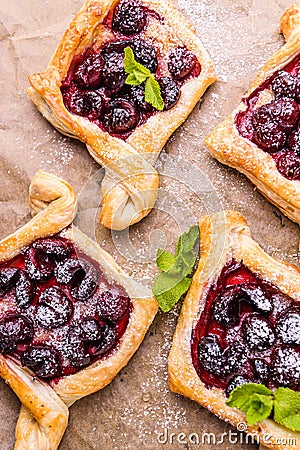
xmin=274 ymin=387 xmax=300 ymax=432
xmin=123 ymin=47 xmax=136 ymax=72
xmin=176 ymin=225 xmax=200 ymax=256
xmin=133 ymin=69 xmax=148 ymax=83
xmin=156 ymin=249 xmax=176 ymax=272
xmin=123 ymin=47 xmax=164 ymax=111
xmin=145 ymin=75 xmax=164 ymax=111
xmin=125 ymin=73 xmax=141 ymax=86
xmin=124 ymin=47 xmax=150 ymax=76
xmin=152 ymin=225 xmax=200 ymax=311
xmin=226 ymin=383 xmax=273 ymax=414
xmin=155 ymin=277 xmax=191 ymax=312
xmin=246 ymin=393 xmax=274 ymax=426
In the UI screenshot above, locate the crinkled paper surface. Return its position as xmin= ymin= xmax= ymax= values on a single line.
xmin=0 ymin=0 xmax=298 ymax=448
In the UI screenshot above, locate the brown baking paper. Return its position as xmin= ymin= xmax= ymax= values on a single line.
xmin=0 ymin=0 xmax=299 ymax=449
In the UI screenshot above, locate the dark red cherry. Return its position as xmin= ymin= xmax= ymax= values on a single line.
xmin=288 ymin=126 xmax=300 ymax=154
xmin=36 ymin=286 xmax=73 ymax=329
xmin=97 ymin=290 xmax=130 ymax=322
xmin=197 ymin=334 xmax=223 ymax=376
xmin=101 ymin=40 xmax=132 ymax=59
xmin=168 ymin=46 xmax=196 ymax=80
xmin=90 ymin=322 xmax=118 ymax=356
xmin=72 ymin=261 xmax=99 ymax=302
xmin=15 ymin=270 xmax=35 ymax=309
xmin=25 ymin=247 xmax=55 ymax=281
xmin=102 ymin=99 xmax=139 ymax=134
xmin=55 ymin=258 xmax=98 ymax=301
xmin=236 ymin=112 xmax=255 ymax=139
xmin=131 ymin=40 xmax=158 ymax=73
xmin=32 ymin=237 xmax=71 ymax=260
xmin=102 ymin=39 xmax=157 ymax=73
xmin=223 ymin=342 xmax=248 ymax=375
xmin=158 ymin=77 xmax=180 ymax=110
xmin=62 ymin=86 xmax=92 ymax=116
xmin=21 ymin=345 xmax=61 ymax=378
xmin=129 ymin=84 xmax=153 ymax=112
xmin=269 ymin=97 xmax=300 ymax=131
xmin=0 ymin=315 xmax=34 ymax=353
xmin=271 ymin=71 xmax=297 ymax=99
xmin=253 ymin=359 xmax=269 ymax=384
xmin=270 ymin=347 xmax=300 ymax=387
xmin=72 ymin=275 xmax=98 ymax=302
xmin=252 ymin=104 xmax=273 ymax=128
xmin=65 ymin=328 xmax=91 ymax=367
xmin=253 ymin=121 xmax=286 ymax=153
xmin=276 ymin=307 xmax=300 ymax=345
xmin=242 ymin=315 xmax=275 ymax=351
xmin=240 ymin=283 xmax=273 ymax=313
xmin=0 ymin=268 xmax=18 ymax=297
xmin=112 ymin=0 xmax=147 ymax=35
xmin=74 ymin=52 xmax=104 ymax=89
xmin=55 ymin=258 xmax=85 ymax=284
xmin=277 ymin=151 xmax=300 ymax=180
xmin=212 ymin=286 xmax=240 ymax=327
xmin=102 ymin=53 xmax=126 ymax=90
xmin=84 ymin=91 xmax=104 ymax=117
xmin=78 ymin=318 xmax=102 ymax=342
xmin=226 ymin=375 xmax=252 ymax=396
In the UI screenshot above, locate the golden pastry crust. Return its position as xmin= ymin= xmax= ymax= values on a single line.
xmin=0 ymin=170 xmax=158 ymax=449
xmin=205 ymin=5 xmax=300 ymax=225
xmin=27 ymin=0 xmax=216 ymax=230
xmin=168 ymin=210 xmax=300 ymax=450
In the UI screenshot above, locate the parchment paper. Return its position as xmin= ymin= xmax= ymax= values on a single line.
xmin=0 ymin=0 xmax=299 ymax=449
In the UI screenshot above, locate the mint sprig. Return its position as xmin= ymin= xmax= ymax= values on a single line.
xmin=152 ymin=225 xmax=199 ymax=312
xmin=124 ymin=47 xmax=164 ymax=111
xmin=226 ymin=383 xmax=300 ymax=431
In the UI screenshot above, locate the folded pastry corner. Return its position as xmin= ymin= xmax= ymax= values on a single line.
xmin=0 ymin=170 xmax=158 ymax=449
xmin=169 ymin=210 xmax=300 ymax=450
xmin=27 ymin=0 xmax=216 ymax=230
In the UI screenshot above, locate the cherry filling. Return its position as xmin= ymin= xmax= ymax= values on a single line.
xmin=0 ymin=234 xmax=132 ymax=381
xmin=191 ymin=260 xmax=300 ymax=395
xmin=60 ymin=0 xmax=201 ymax=139
xmin=235 ymin=54 xmax=300 ymax=180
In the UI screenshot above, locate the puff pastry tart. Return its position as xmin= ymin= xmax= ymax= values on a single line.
xmin=27 ymin=0 xmax=216 ymax=231
xmin=169 ymin=210 xmax=300 ymax=450
xmin=0 ymin=170 xmax=157 ymax=449
xmin=205 ymin=5 xmax=300 ymax=225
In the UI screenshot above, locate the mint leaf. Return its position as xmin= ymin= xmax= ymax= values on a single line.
xmin=152 ymin=225 xmax=199 ymax=312
xmin=246 ymin=393 xmax=274 ymax=426
xmin=125 ymin=73 xmax=141 ymax=85
xmin=274 ymin=387 xmax=300 ymax=432
xmin=133 ymin=69 xmax=148 ymax=83
xmin=123 ymin=47 xmax=163 ymax=111
xmin=124 ymin=47 xmax=150 ymax=76
xmin=176 ymin=225 xmax=200 ymax=256
xmin=226 ymin=383 xmax=274 ymax=416
xmin=156 ymin=249 xmax=176 ymax=272
xmin=226 ymin=383 xmax=300 ymax=432
xmin=155 ymin=277 xmax=192 ymax=313
xmin=145 ymin=75 xmax=164 ymax=111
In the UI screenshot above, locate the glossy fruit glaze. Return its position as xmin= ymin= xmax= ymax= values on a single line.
xmin=191 ymin=260 xmax=300 ymax=395
xmin=0 ymin=232 xmax=132 ymax=382
xmin=61 ymin=0 xmax=201 ymax=140
xmin=235 ymin=54 xmax=300 ymax=180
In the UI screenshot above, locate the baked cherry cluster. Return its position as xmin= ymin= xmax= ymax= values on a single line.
xmin=0 ymin=235 xmax=131 ymax=381
xmin=191 ymin=260 xmax=300 ymax=395
xmin=236 ymin=55 xmax=300 ymax=180
xmin=61 ymin=0 xmax=201 ymax=139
